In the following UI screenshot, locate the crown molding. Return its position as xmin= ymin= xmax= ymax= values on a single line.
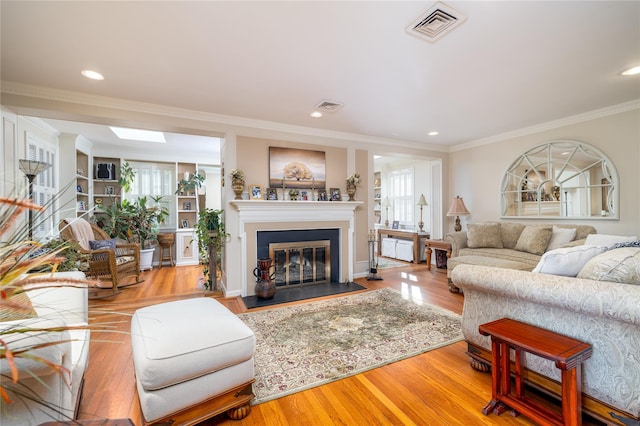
xmin=1 ymin=81 xmax=449 ymax=153
xmin=451 ymin=99 xmax=640 ymax=152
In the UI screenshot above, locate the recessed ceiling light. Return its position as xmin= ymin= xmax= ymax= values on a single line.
xmin=310 ymin=111 xmax=323 ymax=118
xmin=109 ymin=126 xmax=166 ymax=143
xmin=81 ymin=70 xmax=104 ymax=80
xmin=428 ymin=131 xmax=439 ymax=136
xmin=621 ymin=66 xmax=640 ymax=76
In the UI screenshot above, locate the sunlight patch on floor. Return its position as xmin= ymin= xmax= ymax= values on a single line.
xmin=400 ymin=281 xmax=424 ymax=305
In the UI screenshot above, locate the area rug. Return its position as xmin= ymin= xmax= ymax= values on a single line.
xmin=376 ymin=256 xmax=408 ymax=269
xmin=237 ymin=288 xmax=462 ymax=404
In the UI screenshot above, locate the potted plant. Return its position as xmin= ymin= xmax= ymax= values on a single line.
xmin=230 ymin=169 xmax=245 ymax=200
xmin=103 ymin=196 xmax=169 ymax=270
xmin=194 ymin=208 xmax=229 ymax=291
xmin=345 ymin=172 xmax=361 ymax=201
xmin=176 ymin=171 xmax=205 ymax=195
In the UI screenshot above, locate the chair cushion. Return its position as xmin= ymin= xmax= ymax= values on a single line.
xmin=584 ymin=234 xmax=638 ymax=247
xmin=89 ymin=239 xmax=116 ymax=250
xmin=115 ymin=256 xmax=135 ymax=266
xmin=131 ymin=298 xmax=255 ymax=391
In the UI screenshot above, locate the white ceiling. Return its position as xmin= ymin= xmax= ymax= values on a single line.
xmin=1 ymin=1 xmax=639 ymax=149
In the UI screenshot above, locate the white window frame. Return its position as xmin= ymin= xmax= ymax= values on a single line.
xmin=124 ymin=160 xmax=177 ymax=229
xmin=388 ymin=168 xmax=414 ymax=226
xmin=25 ymin=133 xmax=57 ymax=240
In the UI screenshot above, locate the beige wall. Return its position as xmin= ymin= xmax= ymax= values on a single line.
xmin=448 ymin=108 xmax=640 ymax=236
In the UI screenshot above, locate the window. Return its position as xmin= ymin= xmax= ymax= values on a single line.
xmin=124 ymin=161 xmax=176 ymax=229
xmin=26 ymin=134 xmax=56 ymax=239
xmin=388 ymin=169 xmax=414 ymax=226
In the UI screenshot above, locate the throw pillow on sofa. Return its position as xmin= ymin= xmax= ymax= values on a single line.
xmin=532 ymin=245 xmax=607 ymax=277
xmin=514 ymin=225 xmax=553 ymax=255
xmin=467 ymin=223 xmax=503 ymax=248
xmin=584 ymin=234 xmax=638 ymax=247
xmin=545 ymin=226 xmax=577 ymax=251
xmin=577 ymin=247 xmax=640 ymax=284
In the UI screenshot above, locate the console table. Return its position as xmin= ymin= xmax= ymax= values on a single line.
xmin=377 ymin=228 xmax=430 ymax=263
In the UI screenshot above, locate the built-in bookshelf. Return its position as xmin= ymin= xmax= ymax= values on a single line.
xmin=75 ymin=149 xmax=90 ymax=216
xmin=92 ymin=157 xmax=121 ymax=217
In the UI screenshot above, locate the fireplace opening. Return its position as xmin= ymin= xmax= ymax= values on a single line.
xmin=270 ymin=240 xmax=330 ymax=287
xmin=257 ymin=229 xmax=340 ymax=285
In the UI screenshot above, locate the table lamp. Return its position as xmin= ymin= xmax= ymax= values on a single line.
xmin=447 ymin=195 xmax=470 ymax=232
xmin=417 ymin=194 xmax=428 ymax=232
xmin=382 ymin=197 xmax=392 ymax=227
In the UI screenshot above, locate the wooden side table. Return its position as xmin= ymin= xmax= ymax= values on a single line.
xmin=479 ymin=318 xmax=592 ymax=426
xmin=425 ymin=239 xmax=452 ymax=270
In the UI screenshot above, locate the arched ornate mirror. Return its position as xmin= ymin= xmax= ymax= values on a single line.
xmin=501 ymin=140 xmax=618 ymax=219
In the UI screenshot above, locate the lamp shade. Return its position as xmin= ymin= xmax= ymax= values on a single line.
xmin=19 ymin=159 xmax=50 ymax=177
xmin=382 ymin=196 xmax=392 ymax=207
xmin=417 ymin=194 xmax=428 ymax=206
xmin=447 ymin=196 xmax=470 ymax=216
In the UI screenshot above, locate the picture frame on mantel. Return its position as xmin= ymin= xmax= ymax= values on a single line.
xmin=329 ymin=188 xmax=341 ymax=201
xmin=318 ymin=189 xmax=328 ymax=201
xmin=269 ymin=146 xmax=326 ymax=189
xmin=266 ymin=188 xmax=278 ymax=200
xmin=250 ymin=184 xmax=263 ymax=200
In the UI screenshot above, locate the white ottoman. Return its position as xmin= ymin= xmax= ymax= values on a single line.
xmin=131 ymin=298 xmax=255 ymax=424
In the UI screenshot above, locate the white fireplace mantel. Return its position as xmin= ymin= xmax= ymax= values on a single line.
xmin=229 ymin=200 xmax=363 ymax=296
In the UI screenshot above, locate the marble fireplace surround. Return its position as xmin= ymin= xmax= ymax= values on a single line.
xmin=229 ymin=201 xmax=362 ymax=297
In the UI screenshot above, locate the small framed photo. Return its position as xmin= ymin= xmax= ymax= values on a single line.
xmin=318 ymin=189 xmax=328 ymax=201
xmin=106 ymin=185 xmax=115 ymax=195
xmin=392 ymin=220 xmax=400 ymax=230
xmin=330 ymin=188 xmax=341 ymax=201
xmin=183 ymin=201 xmax=191 ymax=211
xmin=301 ymin=190 xmax=309 ymax=201
xmin=250 ymin=184 xmax=263 ymax=200
xmin=76 ymin=184 xmax=83 ymax=193
xmin=266 ymin=188 xmax=278 ymax=200
xmin=181 ymin=219 xmax=189 ymax=229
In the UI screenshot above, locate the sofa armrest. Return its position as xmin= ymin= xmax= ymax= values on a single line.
xmin=452 ymin=264 xmax=640 ymax=326
xmin=444 ymin=231 xmax=468 ymax=257
xmin=25 ymin=271 xmax=89 ymax=326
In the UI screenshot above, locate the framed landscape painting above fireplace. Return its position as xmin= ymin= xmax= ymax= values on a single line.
xmin=269 ymin=147 xmax=326 ymax=189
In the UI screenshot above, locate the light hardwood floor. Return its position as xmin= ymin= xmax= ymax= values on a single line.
xmin=79 ymin=262 xmax=565 ymax=425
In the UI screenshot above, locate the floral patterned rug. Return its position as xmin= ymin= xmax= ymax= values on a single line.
xmin=238 ymin=288 xmax=463 ymax=404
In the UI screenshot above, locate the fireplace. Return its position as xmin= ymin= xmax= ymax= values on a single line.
xmin=229 ymin=200 xmax=361 ymax=297
xmin=257 ymin=228 xmax=340 ymax=285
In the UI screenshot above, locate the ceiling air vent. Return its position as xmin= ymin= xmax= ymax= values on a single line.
xmin=406 ymin=2 xmax=467 ymax=43
xmin=313 ymin=100 xmax=344 ymax=113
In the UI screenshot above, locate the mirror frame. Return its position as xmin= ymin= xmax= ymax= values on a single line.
xmin=501 ymin=140 xmax=619 ymax=220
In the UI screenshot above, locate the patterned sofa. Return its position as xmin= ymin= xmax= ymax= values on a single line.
xmin=444 ymin=223 xmax=596 ymax=292
xmin=452 ymin=258 xmax=640 ymax=424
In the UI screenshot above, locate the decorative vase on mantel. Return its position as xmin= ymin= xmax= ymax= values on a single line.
xmin=232 ymin=179 xmax=245 ymax=200
xmin=346 ymin=183 xmax=357 ymax=201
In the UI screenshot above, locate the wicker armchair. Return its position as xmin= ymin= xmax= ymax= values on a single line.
xmin=59 ymin=218 xmax=143 ymax=292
